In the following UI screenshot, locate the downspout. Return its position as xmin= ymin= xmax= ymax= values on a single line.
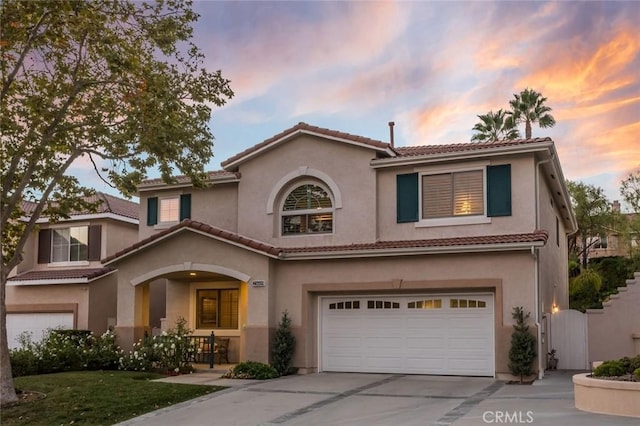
xmin=534 ymin=154 xmax=553 ymax=380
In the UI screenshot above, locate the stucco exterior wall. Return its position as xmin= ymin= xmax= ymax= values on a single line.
xmin=112 ymin=231 xmax=273 ymax=358
xmin=88 ymin=274 xmax=117 ymax=333
xmin=271 ymin=250 xmax=536 ymax=375
xmin=6 ymin=284 xmax=90 ymax=329
xmin=376 ymin=155 xmax=537 ymax=241
xmin=234 ymin=135 xmax=378 ymax=247
xmin=103 ymin=219 xmax=138 ymax=259
xmin=587 ymin=274 xmax=640 ymax=362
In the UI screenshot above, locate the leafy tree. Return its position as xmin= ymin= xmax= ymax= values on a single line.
xmin=0 ymin=0 xmax=233 ymax=405
xmin=272 ymin=311 xmax=296 ymax=376
xmin=620 ymin=170 xmax=640 ymax=213
xmin=470 ymin=109 xmax=520 ymax=142
xmin=569 ymin=268 xmax=603 ymax=312
xmin=619 ymin=170 xmax=640 ymax=258
xmin=567 ymin=181 xmax=614 ymax=268
xmin=508 ymin=307 xmax=536 ymax=383
xmin=508 ymin=88 xmax=556 ymax=139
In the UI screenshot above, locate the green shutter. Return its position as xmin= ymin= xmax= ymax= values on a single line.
xmin=487 ymin=164 xmax=511 ymax=217
xmin=37 ymin=229 xmax=52 ymax=263
xmin=397 ymin=173 xmax=419 ymax=223
xmin=147 ymin=197 xmax=158 ymax=226
xmin=179 ymin=193 xmax=191 ymax=221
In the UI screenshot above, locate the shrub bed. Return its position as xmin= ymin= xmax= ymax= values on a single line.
xmin=221 ymin=361 xmax=279 ymax=380
xmin=592 ymin=355 xmax=640 ymax=382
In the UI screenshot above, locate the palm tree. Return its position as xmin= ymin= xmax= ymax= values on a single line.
xmin=471 ymin=109 xmax=520 ymax=142
xmin=508 ymin=88 xmax=556 ymax=139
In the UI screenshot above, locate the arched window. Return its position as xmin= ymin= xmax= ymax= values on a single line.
xmin=281 ymin=183 xmax=333 ymax=235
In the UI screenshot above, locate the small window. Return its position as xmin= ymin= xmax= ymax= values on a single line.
xmin=281 ymin=183 xmax=333 ymax=235
xmin=450 ymin=298 xmax=486 ymax=308
xmin=329 ymin=300 xmax=360 ymax=310
xmin=196 ymin=289 xmax=239 ymax=329
xmin=408 ymin=299 xmax=442 ymax=309
xmin=159 ymin=197 xmax=180 ymax=223
xmin=367 ymin=300 xmax=400 ymax=309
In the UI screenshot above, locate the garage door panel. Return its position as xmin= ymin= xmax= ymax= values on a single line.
xmin=322 ymin=294 xmax=494 ymax=376
xmin=7 ymin=312 xmax=74 ymax=350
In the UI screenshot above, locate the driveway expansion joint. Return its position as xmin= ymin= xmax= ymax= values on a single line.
xmin=261 ymin=374 xmax=404 ymax=425
xmin=430 ymin=380 xmax=504 ymax=426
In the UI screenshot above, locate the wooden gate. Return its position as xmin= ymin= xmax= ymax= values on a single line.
xmin=550 ymin=309 xmax=589 ymax=370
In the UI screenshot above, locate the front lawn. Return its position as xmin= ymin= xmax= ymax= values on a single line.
xmin=1 ymin=370 xmax=225 ymax=425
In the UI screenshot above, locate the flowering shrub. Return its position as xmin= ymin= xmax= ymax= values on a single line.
xmin=118 ymin=317 xmax=196 ymax=374
xmin=9 ymin=329 xmax=121 ymax=377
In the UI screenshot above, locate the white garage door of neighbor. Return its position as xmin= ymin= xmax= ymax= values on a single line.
xmin=321 ymin=294 xmax=494 ymax=377
xmin=7 ymin=313 xmax=74 ymax=350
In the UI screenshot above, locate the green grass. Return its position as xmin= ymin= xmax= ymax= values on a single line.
xmin=1 ymin=370 xmax=225 ymax=425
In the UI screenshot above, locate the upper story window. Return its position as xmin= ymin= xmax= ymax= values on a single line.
xmin=397 ymin=164 xmax=511 ymax=226
xmin=281 ymin=183 xmax=333 ymax=235
xmin=147 ymin=194 xmax=191 ymax=226
xmin=52 ymin=227 xmax=88 ymax=262
xmin=422 ymin=170 xmax=484 ymax=218
xmin=38 ymin=225 xmax=102 ymax=264
xmin=159 ymin=197 xmax=180 ymax=223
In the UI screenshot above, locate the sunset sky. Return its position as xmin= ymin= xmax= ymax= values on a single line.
xmin=78 ymin=0 xmax=640 ymax=207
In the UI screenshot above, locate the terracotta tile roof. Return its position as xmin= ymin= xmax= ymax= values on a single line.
xmin=104 ymin=219 xmax=549 ymax=263
xmin=8 ymin=267 xmax=115 ymax=282
xmin=282 ymin=230 xmax=549 ymax=254
xmin=221 ymin=122 xmax=391 ymax=169
xmin=20 ymin=193 xmax=138 ymax=220
xmin=103 ymin=219 xmax=282 ymax=263
xmin=394 ymin=137 xmax=553 ymax=158
xmin=140 ymin=170 xmax=240 ymax=187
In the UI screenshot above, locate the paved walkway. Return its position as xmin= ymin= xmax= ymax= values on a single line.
xmin=117 ymin=370 xmax=639 ymax=426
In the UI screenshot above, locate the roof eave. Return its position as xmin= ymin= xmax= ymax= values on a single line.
xmin=280 ymin=240 xmax=547 ymax=260
xmin=223 ymin=129 xmax=393 ymax=171
xmin=25 ymin=212 xmax=139 ymax=225
xmin=7 ymin=269 xmax=117 ymax=286
xmin=103 ymin=227 xmax=280 ymax=266
xmin=370 ymin=141 xmax=554 ymax=169
xmin=138 ymin=174 xmax=241 ymax=192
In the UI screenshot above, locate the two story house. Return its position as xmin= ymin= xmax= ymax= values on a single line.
xmin=104 ymin=122 xmax=577 ymax=379
xmin=6 ymin=193 xmax=138 ymax=349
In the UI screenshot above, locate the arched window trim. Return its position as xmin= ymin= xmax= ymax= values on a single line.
xmin=266 ymin=166 xmax=342 ymax=214
xmin=279 ymin=180 xmax=335 ymax=236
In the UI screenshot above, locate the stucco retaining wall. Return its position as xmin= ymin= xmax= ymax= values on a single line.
xmin=573 ymin=373 xmax=640 ymax=418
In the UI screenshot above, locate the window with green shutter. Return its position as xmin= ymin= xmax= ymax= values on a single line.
xmin=486 ymin=164 xmax=512 ymax=217
xmin=396 ymin=173 xmax=419 ymax=223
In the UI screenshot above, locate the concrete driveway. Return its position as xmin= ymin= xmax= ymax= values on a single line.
xmin=118 ymin=370 xmax=639 ymax=426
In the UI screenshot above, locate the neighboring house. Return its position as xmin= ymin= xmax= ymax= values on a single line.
xmin=587 ymin=201 xmax=639 ymax=260
xmin=6 ymin=193 xmax=138 ymax=349
xmin=104 ymin=122 xmax=577 ymax=379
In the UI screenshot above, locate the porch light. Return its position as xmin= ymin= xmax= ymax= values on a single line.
xmin=552 ymin=304 xmax=559 ymax=314
xmin=189 ymin=272 xmax=197 ymax=276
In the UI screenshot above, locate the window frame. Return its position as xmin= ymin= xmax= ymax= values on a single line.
xmin=49 ymin=225 xmax=90 ymax=265
xmin=195 ymin=288 xmax=240 ymax=330
xmin=158 ymin=196 xmax=180 ymax=224
xmin=416 ymin=162 xmax=491 ymax=227
xmin=280 ymin=180 xmax=335 ymax=236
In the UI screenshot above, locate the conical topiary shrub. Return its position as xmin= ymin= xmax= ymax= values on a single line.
xmin=272 ymin=310 xmax=296 ymax=376
xmin=508 ymin=306 xmax=536 ymax=383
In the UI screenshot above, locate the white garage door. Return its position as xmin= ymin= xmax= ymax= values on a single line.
xmin=321 ymin=294 xmax=494 ymax=376
xmin=7 ymin=313 xmax=74 ymax=350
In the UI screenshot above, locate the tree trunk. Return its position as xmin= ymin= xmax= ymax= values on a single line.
xmin=525 ymin=120 xmax=532 ymax=139
xmin=581 ymin=235 xmax=589 ymax=269
xmin=0 ymin=266 xmax=18 ymax=406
